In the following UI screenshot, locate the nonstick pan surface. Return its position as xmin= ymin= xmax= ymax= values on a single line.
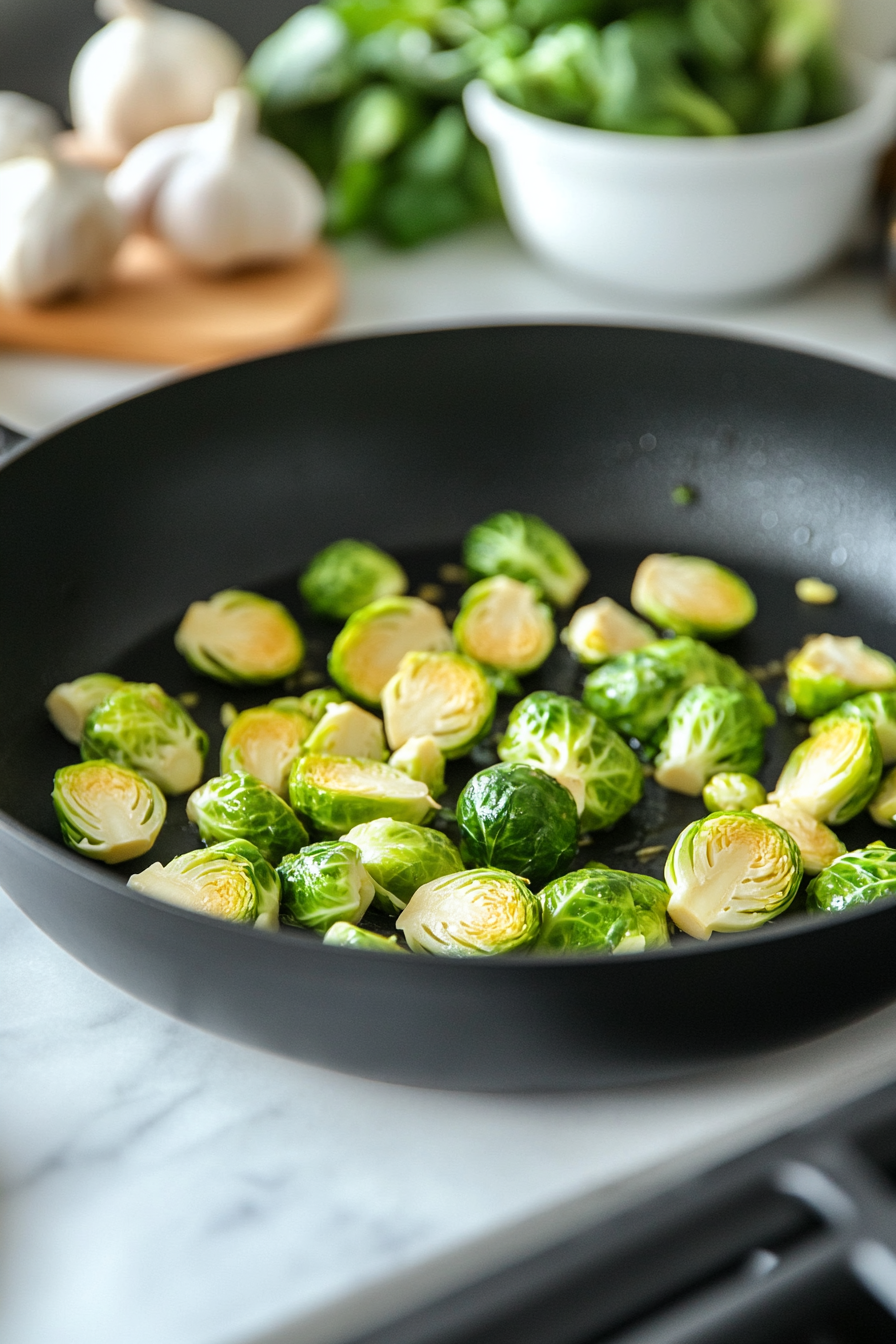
xmin=2 ymin=324 xmax=896 ymax=1092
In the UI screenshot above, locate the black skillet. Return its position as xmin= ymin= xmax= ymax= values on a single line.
xmin=2 ymin=324 xmax=896 ymax=1092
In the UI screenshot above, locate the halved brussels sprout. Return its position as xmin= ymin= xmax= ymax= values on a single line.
xmin=186 ymin=770 xmax=309 ymax=864
xmin=322 ymin=921 xmax=407 ymax=952
xmin=806 ymin=843 xmax=896 ymax=915
xmin=772 ymin=718 xmax=882 ymax=825
xmin=303 ymin=701 xmax=387 ymax=760
xmin=277 ymin=687 xmax=344 ymax=725
xmin=456 ymin=762 xmax=578 ymax=884
xmin=870 ymin=767 xmax=896 ymax=827
xmin=278 ymin=839 xmax=374 ymax=931
xmin=453 ymin=576 xmax=555 ymax=677
xmin=220 ymin=702 xmax=313 ymax=798
xmin=753 ymin=801 xmax=845 ymax=875
xmin=382 ymin=651 xmax=496 ymax=758
xmin=289 ymin=753 xmax=437 ymax=836
xmin=665 ymin=811 xmax=803 ymax=940
xmin=631 ymin=554 xmax=756 ymax=639
xmin=702 ymin=772 xmax=767 ymax=812
xmin=497 ymin=691 xmax=642 ymax=830
xmin=561 ymin=598 xmax=655 ymax=666
xmin=396 ymin=867 xmax=541 ymax=956
xmin=388 ymin=734 xmax=446 ymax=799
xmin=175 ymin=589 xmax=304 ymax=685
xmin=300 ymin=539 xmax=408 ymax=619
xmin=53 ymin=760 xmax=166 ymax=863
xmin=786 ymin=635 xmax=896 ymax=719
xmin=46 ymin=673 xmax=126 ymax=745
xmin=463 ymin=511 xmax=589 ymax=608
xmin=811 ymin=691 xmax=896 ymax=766
xmin=328 ymin=596 xmax=453 ymax=708
xmin=653 ymin=685 xmax=765 ymax=797
xmin=537 ymin=868 xmax=670 ymax=954
xmin=82 ymin=682 xmax=208 ymax=795
xmin=129 ymin=838 xmax=280 ymax=929
xmin=344 ymin=817 xmax=464 ymax=915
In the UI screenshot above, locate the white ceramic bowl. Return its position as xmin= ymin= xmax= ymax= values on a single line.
xmin=464 ymin=59 xmax=896 ymax=300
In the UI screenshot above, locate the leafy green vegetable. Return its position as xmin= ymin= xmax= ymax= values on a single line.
xmin=537 ymin=867 xmax=669 ymax=953
xmin=221 ymin=701 xmax=313 ymax=797
xmin=53 ymin=760 xmax=166 ymax=864
xmin=453 ymin=575 xmax=555 ymax=677
xmin=807 ymin=843 xmax=896 ymax=915
xmin=631 ymin=553 xmax=756 ymax=639
xmin=772 ymin=717 xmax=882 ymax=825
xmin=303 ymin=700 xmax=388 ymax=759
xmin=388 ymin=734 xmax=446 ymax=797
xmin=561 ymin=597 xmax=654 ymax=666
xmin=653 ymin=684 xmax=765 ymax=796
xmin=786 ymin=635 xmax=896 ymax=720
xmin=702 ymin=771 xmax=766 ymax=812
xmin=186 ymin=771 xmax=309 ymax=864
xmin=278 ymin=839 xmax=375 ymax=930
xmin=811 ymin=690 xmax=896 ymax=766
xmin=300 ymin=538 xmax=408 ymax=618
xmin=129 ymin=839 xmax=281 ymax=929
xmin=82 ymin=682 xmax=208 ymax=796
xmin=46 ymin=673 xmax=127 ymax=745
xmin=463 ymin=511 xmax=588 ymax=607
xmin=382 ymin=650 xmax=496 ymax=756
xmin=344 ymin=816 xmax=464 ymax=912
xmin=279 ymin=688 xmax=345 ymax=724
xmin=456 ymin=761 xmax=578 ymax=882
xmin=290 ymin=752 xmax=437 ymax=834
xmin=753 ymin=800 xmax=844 ymax=875
xmin=328 ymin=596 xmax=453 ymax=706
xmin=323 ymin=920 xmax=408 ymax=950
xmin=175 ymin=589 xmax=304 ymax=685
xmin=396 ymin=866 xmax=541 ymax=954
xmin=870 ymin=767 xmax=896 ymax=829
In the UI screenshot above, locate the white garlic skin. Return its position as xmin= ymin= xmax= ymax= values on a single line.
xmin=108 ymin=88 xmax=325 ymax=272
xmin=0 ymin=158 xmax=125 ymax=304
xmin=0 ymin=92 xmax=61 ymax=162
xmin=70 ymin=0 xmax=244 ymax=160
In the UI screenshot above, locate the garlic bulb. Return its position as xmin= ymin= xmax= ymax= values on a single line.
xmin=0 ymin=92 xmax=60 ymax=163
xmin=108 ymin=88 xmax=325 ymax=271
xmin=70 ymin=0 xmax=244 ymax=161
xmin=0 ymin=156 xmax=125 ymax=304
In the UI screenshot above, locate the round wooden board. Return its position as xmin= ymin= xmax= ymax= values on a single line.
xmin=0 ymin=234 xmax=341 ymax=368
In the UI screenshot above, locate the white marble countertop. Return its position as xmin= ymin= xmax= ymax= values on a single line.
xmin=5 ymin=227 xmax=896 ymax=1344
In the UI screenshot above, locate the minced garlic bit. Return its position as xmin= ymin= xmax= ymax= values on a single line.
xmin=796 ymin=577 xmax=838 ymax=606
xmin=220 ymin=701 xmax=238 ymax=728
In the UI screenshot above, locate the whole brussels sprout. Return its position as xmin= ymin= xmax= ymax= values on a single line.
xmin=753 ymin=800 xmax=845 ymax=875
xmin=772 ymin=717 xmax=882 ymax=825
xmin=328 ymin=596 xmax=453 ymax=707
xmin=53 ymin=759 xmax=166 ymax=864
xmin=497 ymin=691 xmax=642 ymax=830
xmin=278 ymin=687 xmax=344 ymax=725
xmin=175 ymin=589 xmax=304 ymax=685
xmin=456 ymin=762 xmax=578 ymax=883
xmin=463 ymin=511 xmax=589 ymax=608
xmin=46 ymin=673 xmax=126 ymax=745
xmin=388 ymin=734 xmax=446 ymax=798
xmin=870 ymin=767 xmax=896 ymax=828
xmin=703 ymin=772 xmax=767 ymax=812
xmin=323 ymin=921 xmax=407 ymax=951
xmin=396 ymin=867 xmax=541 ymax=956
xmin=300 ymin=539 xmax=408 ymax=619
xmin=453 ymin=576 xmax=555 ymax=677
xmin=289 ymin=753 xmax=437 ymax=835
xmin=811 ymin=690 xmax=896 ymax=766
xmin=303 ymin=701 xmax=387 ymax=760
xmin=186 ymin=771 xmax=309 ymax=864
xmin=665 ymin=810 xmax=803 ymax=939
xmin=129 ymin=838 xmax=281 ymax=929
xmin=806 ymin=843 xmax=896 ymax=915
xmin=561 ymin=597 xmax=655 ymax=666
xmin=537 ymin=867 xmax=670 ymax=954
xmin=382 ymin=650 xmax=496 ymax=757
xmin=786 ymin=635 xmax=896 ymax=719
xmin=278 ymin=840 xmax=375 ymax=931
xmin=344 ymin=817 xmax=464 ymax=914
xmin=82 ymin=682 xmax=208 ymax=795
xmin=221 ymin=701 xmax=313 ymax=797
xmin=653 ymin=685 xmax=765 ymax=797
xmin=631 ymin=554 xmax=756 ymax=638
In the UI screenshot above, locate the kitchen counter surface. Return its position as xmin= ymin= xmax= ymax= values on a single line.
xmin=4 ymin=227 xmax=896 ymax=1344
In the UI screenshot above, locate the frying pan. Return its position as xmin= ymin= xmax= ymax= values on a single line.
xmin=2 ymin=323 xmax=896 ymax=1092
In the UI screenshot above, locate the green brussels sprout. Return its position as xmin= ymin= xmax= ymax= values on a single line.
xmin=299 ymin=539 xmax=408 ymax=619
xmin=277 ymin=687 xmax=344 ymax=725
xmin=786 ymin=635 xmax=896 ymax=719
xmin=753 ymin=800 xmax=845 ymax=875
xmin=175 ymin=589 xmax=304 ymax=686
xmin=46 ymin=673 xmax=126 ymax=745
xmin=811 ymin=691 xmax=896 ymax=766
xmin=396 ymin=867 xmax=541 ymax=956
xmin=303 ymin=700 xmax=387 ymax=760
xmin=129 ymin=839 xmax=281 ymax=929
xmin=702 ymin=771 xmax=767 ymax=812
xmin=653 ymin=685 xmax=765 ymax=797
xmin=870 ymin=767 xmax=896 ymax=828
xmin=278 ymin=839 xmax=375 ymax=931
xmin=52 ymin=760 xmax=166 ymax=864
xmin=772 ymin=717 xmax=882 ymax=825
xmin=806 ymin=843 xmax=896 ymax=915
xmin=328 ymin=596 xmax=453 ymax=707
xmin=453 ymin=576 xmax=555 ymax=677
xmin=388 ymin=734 xmax=446 ymax=798
xmin=186 ymin=771 xmax=309 ymax=864
xmin=462 ymin=511 xmax=589 ymax=607
xmin=631 ymin=554 xmax=757 ymax=638
xmin=561 ymin=597 xmax=655 ymax=666
xmin=322 ymin=921 xmax=407 ymax=951
xmin=497 ymin=691 xmax=642 ymax=830
xmin=665 ymin=810 xmax=803 ymax=939
xmin=220 ymin=701 xmax=313 ymax=798
xmin=456 ymin=762 xmax=578 ymax=883
xmin=344 ymin=817 xmax=464 ymax=914
xmin=382 ymin=650 xmax=496 ymax=757
xmin=537 ymin=867 xmax=670 ymax=954
xmin=82 ymin=682 xmax=208 ymax=795
xmin=289 ymin=753 xmax=437 ymax=835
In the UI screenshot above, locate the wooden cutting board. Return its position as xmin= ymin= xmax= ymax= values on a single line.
xmin=0 ymin=233 xmax=341 ymax=368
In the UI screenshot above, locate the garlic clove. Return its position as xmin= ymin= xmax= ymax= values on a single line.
xmin=0 ymin=92 xmax=61 ymax=163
